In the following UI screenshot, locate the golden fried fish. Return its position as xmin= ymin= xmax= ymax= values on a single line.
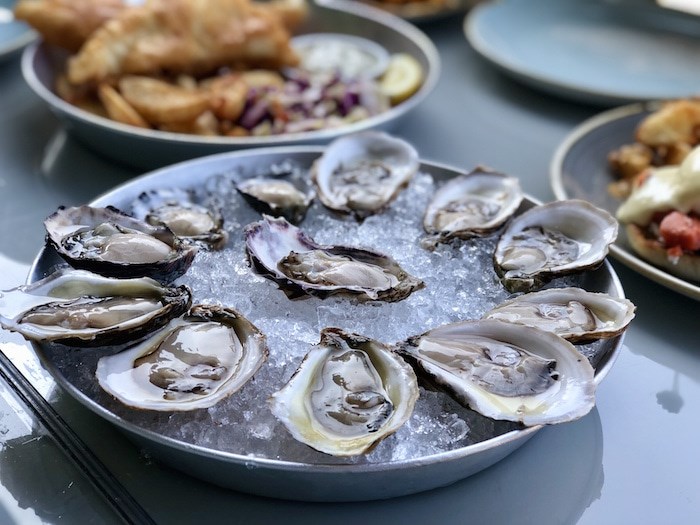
xmin=14 ymin=0 xmax=127 ymax=53
xmin=67 ymin=0 xmax=301 ymax=86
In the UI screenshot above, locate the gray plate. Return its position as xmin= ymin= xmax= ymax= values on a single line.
xmin=29 ymin=148 xmax=626 ymax=502
xmin=357 ymin=0 xmax=474 ymax=23
xmin=550 ymin=102 xmax=700 ymax=301
xmin=0 ymin=1 xmax=35 ymax=63
xmin=465 ymin=0 xmax=700 ymax=106
xmin=20 ymin=0 xmax=439 ymax=170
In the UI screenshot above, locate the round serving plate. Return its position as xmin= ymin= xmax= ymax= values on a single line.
xmin=550 ymin=101 xmax=700 ymax=301
xmin=29 ymin=147 xmax=626 ymax=502
xmin=20 ymin=0 xmax=439 ymax=170
xmin=465 ymin=0 xmax=700 ymax=106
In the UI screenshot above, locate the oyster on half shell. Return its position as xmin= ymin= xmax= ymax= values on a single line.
xmin=44 ymin=205 xmax=198 ymax=283
xmin=0 ymin=269 xmax=192 ymax=347
xmin=130 ymin=188 xmax=228 ymax=250
xmin=96 ymin=304 xmax=268 ymax=411
xmin=269 ymin=328 xmax=419 ymax=456
xmin=397 ymin=319 xmax=596 ymax=426
xmin=494 ymin=200 xmax=618 ymax=293
xmin=244 ymin=215 xmax=424 ymax=302
xmin=423 ymin=167 xmax=523 ymax=245
xmin=483 ymin=287 xmax=636 ymax=344
xmin=311 ymin=131 xmax=419 ymax=219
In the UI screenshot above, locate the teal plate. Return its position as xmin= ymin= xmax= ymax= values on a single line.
xmin=465 ymin=0 xmax=700 ymax=106
xmin=0 ymin=1 xmax=35 ymax=63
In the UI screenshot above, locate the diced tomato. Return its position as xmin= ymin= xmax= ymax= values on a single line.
xmin=658 ymin=211 xmax=700 ymax=252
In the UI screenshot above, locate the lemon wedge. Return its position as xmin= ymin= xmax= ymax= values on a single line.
xmin=379 ymin=53 xmax=424 ymax=105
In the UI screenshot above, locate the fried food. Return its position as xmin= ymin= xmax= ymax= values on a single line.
xmin=67 ymin=0 xmax=300 ymax=86
xmin=117 ymin=76 xmax=211 ymax=125
xmin=608 ymin=100 xmax=700 ymax=199
xmin=98 ymin=83 xmax=149 ymax=128
xmin=14 ymin=0 xmax=126 ymax=53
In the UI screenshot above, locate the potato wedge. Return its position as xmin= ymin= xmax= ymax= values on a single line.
xmin=118 ymin=76 xmax=210 ymax=125
xmin=98 ymin=83 xmax=149 ymax=128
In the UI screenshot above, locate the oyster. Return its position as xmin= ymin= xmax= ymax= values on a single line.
xmin=44 ymin=205 xmax=198 ymax=282
xmin=96 ymin=304 xmax=268 ymax=411
xmin=423 ymin=167 xmax=523 ymax=244
xmin=397 ymin=319 xmax=596 ymax=426
xmin=494 ymin=200 xmax=618 ymax=293
xmin=237 ymin=171 xmax=315 ymax=224
xmin=483 ymin=287 xmax=636 ymax=343
xmin=269 ymin=328 xmax=419 ymax=456
xmin=245 ymin=215 xmax=424 ymax=302
xmin=131 ymin=188 xmax=228 ymax=250
xmin=311 ymin=131 xmax=419 ymax=219
xmin=0 ymin=269 xmax=192 ymax=347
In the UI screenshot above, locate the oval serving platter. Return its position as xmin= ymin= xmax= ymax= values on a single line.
xmin=550 ymin=101 xmax=700 ymax=301
xmin=20 ymin=0 xmax=439 ymax=170
xmin=29 ymin=147 xmax=627 ymax=502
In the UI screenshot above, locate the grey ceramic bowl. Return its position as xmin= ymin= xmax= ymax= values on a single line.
xmin=29 ymin=147 xmax=626 ymax=502
xmin=21 ymin=0 xmax=439 ymax=170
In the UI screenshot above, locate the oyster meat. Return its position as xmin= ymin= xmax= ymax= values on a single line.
xmin=269 ymin=328 xmax=419 ymax=456
xmin=45 ymin=205 xmax=198 ymax=282
xmin=397 ymin=319 xmax=596 ymax=426
xmin=245 ymin=215 xmax=424 ymax=301
xmin=96 ymin=304 xmax=268 ymax=411
xmin=237 ymin=170 xmax=315 ymax=224
xmin=423 ymin=167 xmax=523 ymax=244
xmin=131 ymin=188 xmax=228 ymax=250
xmin=0 ymin=269 xmax=192 ymax=347
xmin=311 ymin=131 xmax=419 ymax=219
xmin=494 ymin=200 xmax=618 ymax=293
xmin=483 ymin=287 xmax=636 ymax=344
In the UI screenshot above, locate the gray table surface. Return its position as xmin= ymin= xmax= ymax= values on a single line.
xmin=1 ymin=11 xmax=699 ymax=525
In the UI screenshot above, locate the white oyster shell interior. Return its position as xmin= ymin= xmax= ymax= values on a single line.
xmin=398 ymin=319 xmax=596 ymax=426
xmin=311 ymin=131 xmax=419 ymax=218
xmin=96 ymin=305 xmax=267 ymax=411
xmin=494 ymin=200 xmax=618 ymax=292
xmin=269 ymin=328 xmax=419 ymax=456
xmin=483 ymin=287 xmax=636 ymax=343
xmin=423 ymin=168 xmax=523 ymax=240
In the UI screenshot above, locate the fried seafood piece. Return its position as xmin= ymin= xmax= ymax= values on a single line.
xmin=636 ymin=99 xmax=700 ymax=147
xmin=14 ymin=0 xmax=126 ymax=53
xmin=67 ymin=0 xmax=301 ymax=86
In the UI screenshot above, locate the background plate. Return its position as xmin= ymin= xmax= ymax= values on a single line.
xmin=550 ymin=102 xmax=700 ymax=301
xmin=21 ymin=0 xmax=439 ymax=170
xmin=0 ymin=0 xmax=34 ymax=62
xmin=29 ymin=147 xmax=625 ymax=501
xmin=464 ymin=0 xmax=700 ymax=106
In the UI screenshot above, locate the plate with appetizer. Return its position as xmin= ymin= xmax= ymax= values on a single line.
xmin=16 ymin=0 xmax=438 ymax=169
xmin=1 ymin=133 xmax=634 ymax=500
xmin=551 ymin=100 xmax=700 ymax=301
xmin=465 ymin=0 xmax=700 ymax=106
xmin=0 ymin=0 xmax=35 ymax=62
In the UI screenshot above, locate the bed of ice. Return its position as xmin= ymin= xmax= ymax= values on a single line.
xmin=43 ymin=161 xmax=610 ymax=466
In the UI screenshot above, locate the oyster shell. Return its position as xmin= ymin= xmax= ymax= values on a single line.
xmin=245 ymin=215 xmax=424 ymax=302
xmin=0 ymin=269 xmax=192 ymax=347
xmin=397 ymin=319 xmax=596 ymax=426
xmin=45 ymin=205 xmax=198 ymax=282
xmin=131 ymin=188 xmax=228 ymax=250
xmin=494 ymin=200 xmax=618 ymax=293
xmin=483 ymin=287 xmax=635 ymax=343
xmin=311 ymin=131 xmax=419 ymax=219
xmin=269 ymin=328 xmax=419 ymax=456
xmin=237 ymin=171 xmax=315 ymax=224
xmin=423 ymin=167 xmax=523 ymax=244
xmin=96 ymin=304 xmax=268 ymax=411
